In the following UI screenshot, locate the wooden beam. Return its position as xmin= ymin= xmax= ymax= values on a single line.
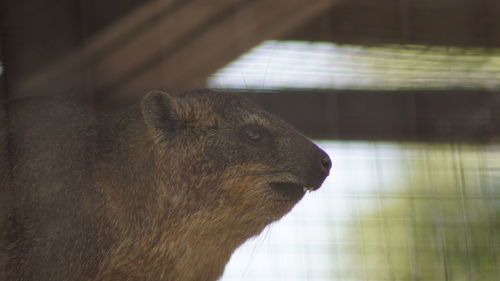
xmin=239 ymin=89 xmax=500 ymax=143
xmin=95 ymin=0 xmax=338 ymax=105
xmin=1 ymin=0 xmax=336 ymax=107
xmin=289 ymin=0 xmax=500 ymax=47
xmin=0 ymin=0 xmax=90 ymax=100
xmin=162 ymin=0 xmax=339 ymax=88
xmin=0 ymin=0 xmax=155 ymax=102
xmin=92 ymin=0 xmax=237 ymax=97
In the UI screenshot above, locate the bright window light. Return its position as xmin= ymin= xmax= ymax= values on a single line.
xmin=208 ymin=40 xmax=500 ymax=91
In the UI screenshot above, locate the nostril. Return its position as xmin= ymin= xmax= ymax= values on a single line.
xmin=321 ymin=156 xmax=332 ymax=171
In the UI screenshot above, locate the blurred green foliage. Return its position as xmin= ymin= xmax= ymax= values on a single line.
xmin=347 ymin=144 xmax=500 ymax=281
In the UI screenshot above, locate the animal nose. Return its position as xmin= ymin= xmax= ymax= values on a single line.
xmin=320 ymin=155 xmax=332 ymax=173
xmin=305 ymin=150 xmax=331 ymax=191
xmin=297 ymin=142 xmax=331 ymax=192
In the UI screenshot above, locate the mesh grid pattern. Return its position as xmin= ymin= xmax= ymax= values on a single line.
xmin=208 ymin=41 xmax=500 ymax=91
xmin=221 ymin=141 xmax=500 ymax=281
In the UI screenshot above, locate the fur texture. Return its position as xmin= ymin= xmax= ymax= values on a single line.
xmin=0 ymin=90 xmax=331 ymax=281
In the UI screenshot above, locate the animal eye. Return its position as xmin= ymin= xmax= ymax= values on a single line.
xmin=242 ymin=127 xmax=262 ymax=142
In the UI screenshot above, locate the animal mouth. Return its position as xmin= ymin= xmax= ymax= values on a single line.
xmin=269 ymin=182 xmax=311 ymax=202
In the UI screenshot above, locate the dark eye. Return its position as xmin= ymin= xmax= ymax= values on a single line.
xmin=242 ymin=126 xmax=263 ymax=142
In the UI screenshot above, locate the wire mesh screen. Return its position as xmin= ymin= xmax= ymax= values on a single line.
xmin=221 ymin=141 xmax=500 ymax=281
xmin=208 ymin=41 xmax=500 ymax=91
xmin=2 ymin=1 xmax=500 ymax=280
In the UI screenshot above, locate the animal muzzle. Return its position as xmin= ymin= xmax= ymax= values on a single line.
xmin=270 ymin=143 xmax=331 ymax=201
xmin=302 ymin=146 xmax=331 ymax=191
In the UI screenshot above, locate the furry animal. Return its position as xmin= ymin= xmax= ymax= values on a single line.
xmin=0 ymin=90 xmax=331 ymax=281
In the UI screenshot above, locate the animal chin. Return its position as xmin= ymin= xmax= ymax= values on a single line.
xmin=269 ymin=182 xmax=307 ymax=202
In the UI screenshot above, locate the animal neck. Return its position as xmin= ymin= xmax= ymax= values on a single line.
xmin=157 ymin=205 xmax=271 ymax=280
xmin=96 ymin=105 xmax=160 ymax=229
xmin=95 ymin=106 xmax=271 ymax=281
xmin=114 ymin=208 xmax=267 ymax=281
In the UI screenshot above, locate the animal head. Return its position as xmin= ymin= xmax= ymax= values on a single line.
xmin=140 ymin=89 xmax=331 ymax=231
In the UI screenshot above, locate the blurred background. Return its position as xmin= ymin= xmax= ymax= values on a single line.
xmin=1 ymin=0 xmax=499 ymax=280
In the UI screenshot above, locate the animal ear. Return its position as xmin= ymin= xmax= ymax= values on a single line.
xmin=141 ymin=90 xmax=189 ymax=138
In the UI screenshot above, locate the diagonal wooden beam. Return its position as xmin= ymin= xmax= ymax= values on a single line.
xmin=4 ymin=0 xmax=337 ymax=107
xmin=173 ymin=0 xmax=339 ymax=88
xmin=1 ymin=0 xmax=172 ymax=101
xmin=99 ymin=0 xmax=338 ymax=105
xmin=92 ymin=0 xmax=241 ymax=96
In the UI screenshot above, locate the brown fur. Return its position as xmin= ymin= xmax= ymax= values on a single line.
xmin=0 ymin=90 xmax=330 ymax=281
